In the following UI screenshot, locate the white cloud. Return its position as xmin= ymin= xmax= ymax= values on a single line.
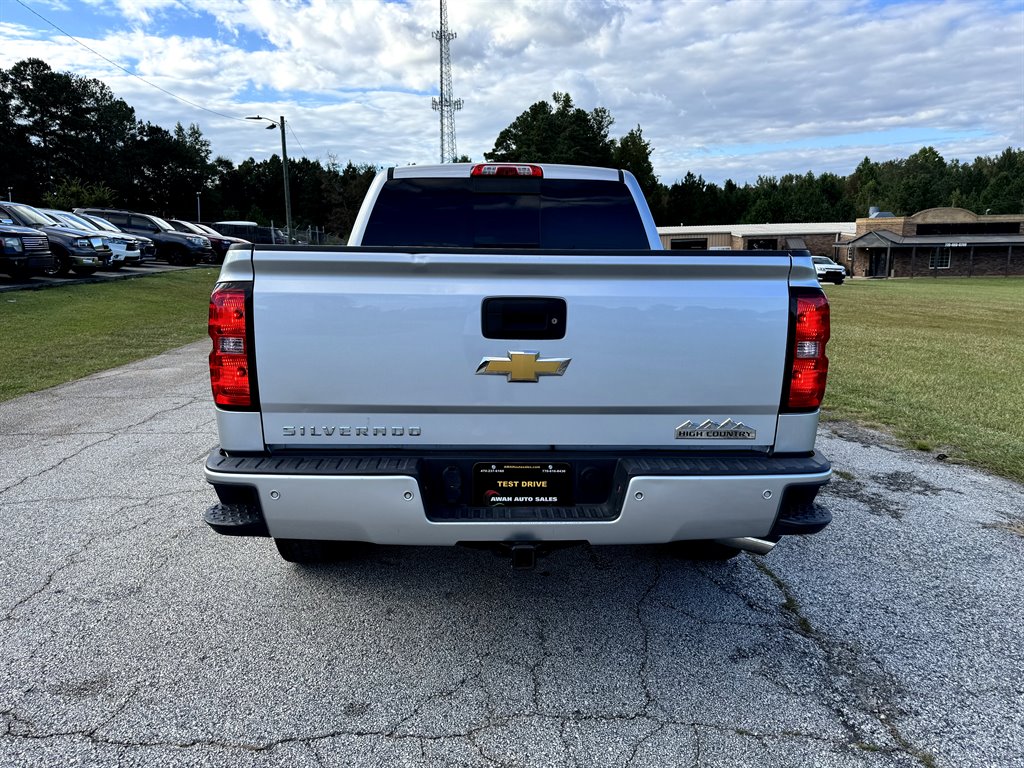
xmin=82 ymin=0 xmax=186 ymax=25
xmin=0 ymin=0 xmax=1020 ymax=184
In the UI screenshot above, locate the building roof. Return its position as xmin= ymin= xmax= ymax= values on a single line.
xmin=658 ymin=222 xmax=857 ymax=237
xmin=847 ymin=229 xmax=1024 ymax=247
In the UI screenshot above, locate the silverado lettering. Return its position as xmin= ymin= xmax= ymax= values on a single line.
xmin=281 ymin=426 xmax=422 ymax=437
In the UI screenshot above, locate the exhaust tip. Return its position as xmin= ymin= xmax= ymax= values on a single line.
xmin=713 ymin=537 xmax=777 ymax=556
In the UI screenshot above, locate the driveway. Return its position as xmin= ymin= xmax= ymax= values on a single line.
xmin=1 ymin=342 xmax=1021 ymax=767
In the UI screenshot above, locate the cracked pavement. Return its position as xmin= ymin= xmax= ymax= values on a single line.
xmin=1 ymin=342 xmax=1023 ymax=767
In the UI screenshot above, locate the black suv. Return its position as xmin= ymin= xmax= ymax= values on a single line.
xmin=0 ymin=222 xmax=53 ymax=278
xmin=0 ymin=202 xmax=111 ymax=276
xmin=167 ymin=220 xmax=250 ymax=264
xmin=76 ymin=208 xmax=214 ymax=265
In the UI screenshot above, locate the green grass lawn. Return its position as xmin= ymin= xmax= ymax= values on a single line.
xmin=0 ymin=269 xmax=220 ymax=402
xmin=823 ymin=277 xmax=1024 ymax=484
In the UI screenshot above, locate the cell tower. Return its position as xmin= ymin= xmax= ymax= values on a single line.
xmin=431 ymin=0 xmax=463 ymax=163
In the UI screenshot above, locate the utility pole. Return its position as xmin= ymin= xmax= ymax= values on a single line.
xmin=431 ymin=0 xmax=463 ymax=163
xmin=245 ymin=114 xmax=293 ymax=240
xmin=279 ymin=115 xmax=292 ymax=241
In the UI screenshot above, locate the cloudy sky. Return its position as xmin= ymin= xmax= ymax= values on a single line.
xmin=0 ymin=0 xmax=1021 ymax=184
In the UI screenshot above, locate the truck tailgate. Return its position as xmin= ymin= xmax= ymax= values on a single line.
xmin=251 ymin=249 xmax=793 ymax=450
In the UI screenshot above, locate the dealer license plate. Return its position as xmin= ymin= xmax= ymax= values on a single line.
xmin=473 ymin=462 xmax=574 ymax=507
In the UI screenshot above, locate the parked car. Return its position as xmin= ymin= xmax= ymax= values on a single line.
xmin=42 ymin=209 xmax=135 ymax=270
xmin=0 ymin=222 xmax=53 ymax=278
xmin=194 ymin=223 xmax=253 ymax=252
xmin=813 ymin=256 xmax=846 ymax=284
xmin=0 ymin=202 xmax=111 ymax=276
xmin=209 ymin=220 xmax=289 ymax=245
xmin=167 ymin=219 xmax=250 ymax=264
xmin=75 ymin=208 xmax=213 ymax=265
xmin=80 ymin=213 xmax=155 ymax=263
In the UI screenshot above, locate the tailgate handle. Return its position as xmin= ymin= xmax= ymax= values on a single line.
xmin=482 ymin=297 xmax=566 ymax=340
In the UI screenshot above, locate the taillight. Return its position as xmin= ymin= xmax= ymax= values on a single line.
xmin=209 ymin=282 xmax=257 ymax=409
xmin=471 ymin=163 xmax=543 ymax=177
xmin=783 ymin=290 xmax=830 ymax=411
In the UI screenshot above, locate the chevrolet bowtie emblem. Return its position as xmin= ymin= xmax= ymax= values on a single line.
xmin=476 ymin=351 xmax=571 ymax=383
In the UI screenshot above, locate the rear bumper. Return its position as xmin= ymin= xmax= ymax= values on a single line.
xmin=204 ymin=449 xmax=831 ymax=545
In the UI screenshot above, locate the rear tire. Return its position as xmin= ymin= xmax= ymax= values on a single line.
xmin=670 ymin=540 xmax=743 ymax=561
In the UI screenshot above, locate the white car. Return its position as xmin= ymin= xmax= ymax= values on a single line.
xmin=812 ymin=256 xmax=846 ymax=284
xmin=81 ymin=213 xmax=154 ymax=264
xmin=44 ymin=209 xmax=142 ymax=270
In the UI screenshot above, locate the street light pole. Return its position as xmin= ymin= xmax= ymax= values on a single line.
xmin=246 ymin=114 xmax=292 ymax=241
xmin=196 ymin=191 xmax=202 ymax=222
xmin=278 ymin=115 xmax=292 ymax=242
xmin=6 ymin=187 xmax=11 ymax=202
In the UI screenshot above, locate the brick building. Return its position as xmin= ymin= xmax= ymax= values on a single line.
xmin=656 ymin=222 xmax=855 ymax=255
xmin=837 ymin=207 xmax=1024 ymax=278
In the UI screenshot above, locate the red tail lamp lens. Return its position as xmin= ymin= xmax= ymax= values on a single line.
xmin=209 ymin=284 xmax=255 ymax=408
xmin=786 ymin=293 xmax=830 ymax=410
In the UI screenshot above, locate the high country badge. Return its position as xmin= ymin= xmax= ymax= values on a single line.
xmin=675 ymin=419 xmax=756 ymax=440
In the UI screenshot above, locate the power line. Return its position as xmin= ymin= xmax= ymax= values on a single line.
xmin=13 ymin=0 xmax=249 ymax=123
xmin=287 ymin=123 xmax=307 ymax=158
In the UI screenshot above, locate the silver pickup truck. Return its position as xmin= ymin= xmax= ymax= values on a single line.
xmin=203 ymin=163 xmax=832 ymax=568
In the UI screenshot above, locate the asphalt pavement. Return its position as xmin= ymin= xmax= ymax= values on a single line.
xmin=1 ymin=342 xmax=1022 ymax=767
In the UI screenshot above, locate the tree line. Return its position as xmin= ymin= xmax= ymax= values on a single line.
xmin=485 ymin=93 xmax=1024 ymax=223
xmin=2 ymin=60 xmax=1021 ymax=239
xmin=0 ymin=58 xmax=377 ymax=238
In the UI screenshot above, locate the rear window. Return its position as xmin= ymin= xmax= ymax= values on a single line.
xmin=361 ymin=177 xmax=650 ymax=249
